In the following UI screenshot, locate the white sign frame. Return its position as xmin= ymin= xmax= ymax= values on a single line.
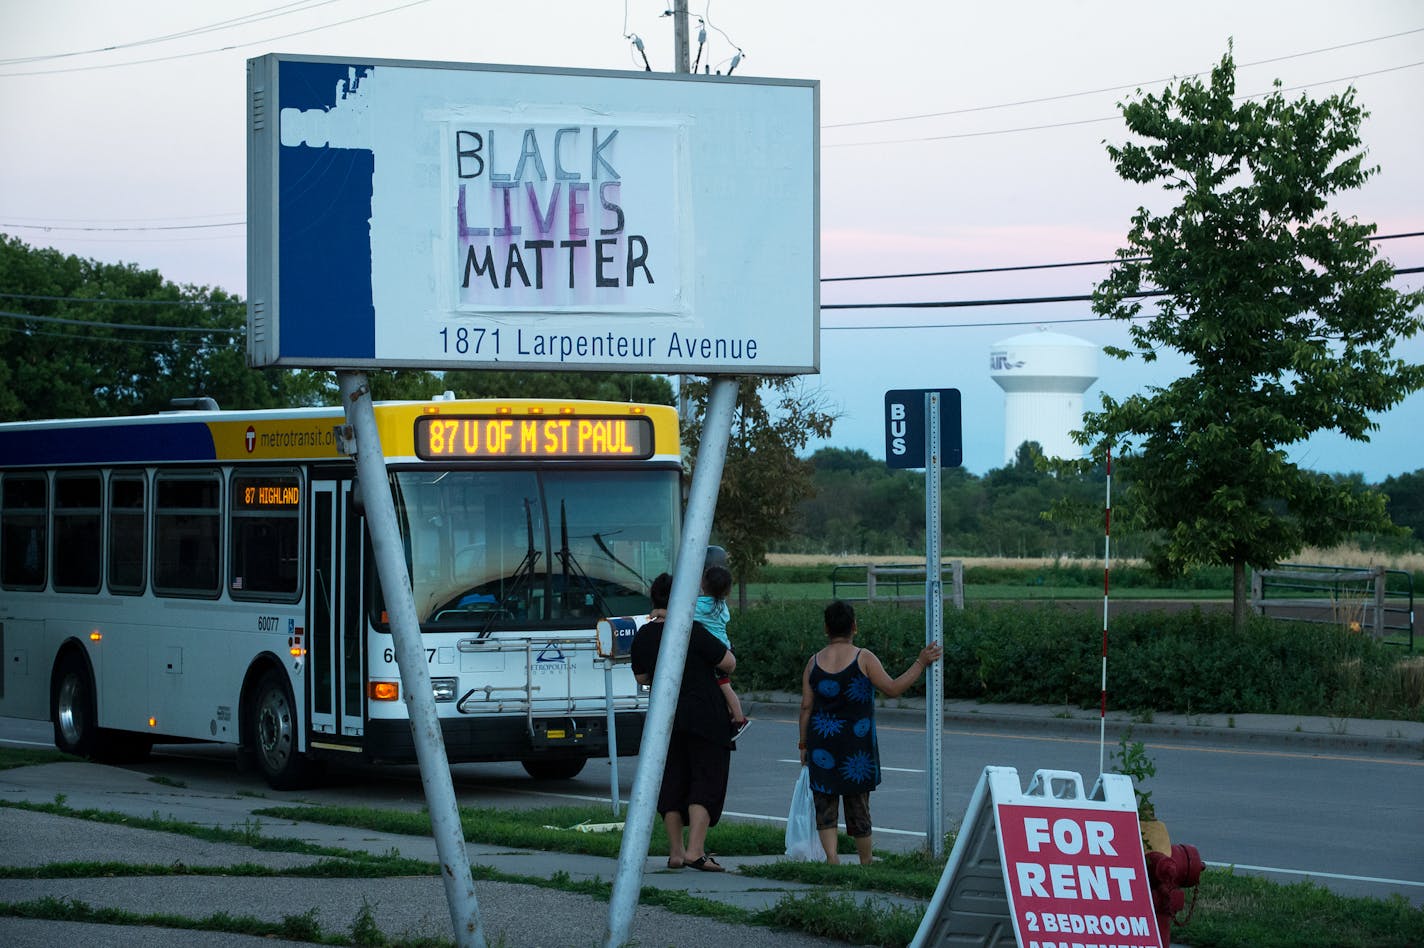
xmin=247 ymin=54 xmax=819 ymax=375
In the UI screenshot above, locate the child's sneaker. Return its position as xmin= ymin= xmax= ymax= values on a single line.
xmin=731 ymin=719 xmax=752 ymax=741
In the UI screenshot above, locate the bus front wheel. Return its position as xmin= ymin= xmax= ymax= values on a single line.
xmin=52 ymin=652 xmax=98 ymax=758
xmin=250 ymin=670 xmax=320 ymax=790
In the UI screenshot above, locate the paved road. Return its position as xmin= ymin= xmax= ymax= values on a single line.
xmin=2 ymin=697 xmax=1421 ymax=947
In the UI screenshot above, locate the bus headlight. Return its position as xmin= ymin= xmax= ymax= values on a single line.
xmin=431 ymin=678 xmax=458 ymax=702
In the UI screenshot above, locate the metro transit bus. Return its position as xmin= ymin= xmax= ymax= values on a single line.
xmin=0 ymin=396 xmax=680 ymax=788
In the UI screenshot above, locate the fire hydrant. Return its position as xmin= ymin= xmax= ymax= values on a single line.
xmin=1146 ymin=843 xmax=1204 ymax=945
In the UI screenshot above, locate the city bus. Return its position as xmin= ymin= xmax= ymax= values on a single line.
xmin=0 ymin=396 xmax=680 ymax=788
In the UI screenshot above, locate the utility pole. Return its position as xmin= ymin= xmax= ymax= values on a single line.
xmin=674 ymin=0 xmax=691 ymax=430
xmin=606 ymin=6 xmax=747 ymax=946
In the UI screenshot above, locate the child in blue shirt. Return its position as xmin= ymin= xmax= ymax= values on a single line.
xmin=695 ymin=564 xmax=750 ymax=739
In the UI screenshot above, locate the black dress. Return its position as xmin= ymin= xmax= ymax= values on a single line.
xmin=806 ymin=649 xmax=881 ymax=795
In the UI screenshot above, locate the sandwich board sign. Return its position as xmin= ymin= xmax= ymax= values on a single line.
xmin=911 ymin=767 xmax=1162 ymax=948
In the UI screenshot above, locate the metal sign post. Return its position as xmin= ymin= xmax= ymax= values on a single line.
xmin=887 ymin=388 xmax=960 ymax=859
xmin=595 ymin=615 xmax=645 ymax=818
xmin=924 ymin=392 xmax=945 ymax=859
xmin=338 ymin=372 xmax=484 ymax=948
xmin=604 ymin=376 xmax=739 ymax=948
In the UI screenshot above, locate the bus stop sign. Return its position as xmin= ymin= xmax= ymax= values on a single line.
xmin=885 ymin=388 xmax=962 ymax=469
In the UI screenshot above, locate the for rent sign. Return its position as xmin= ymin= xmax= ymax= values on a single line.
xmin=997 ymin=805 xmax=1161 ymax=948
xmin=908 ymin=767 xmax=1161 ymax=948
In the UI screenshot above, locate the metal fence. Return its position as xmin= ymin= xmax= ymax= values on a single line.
xmin=830 ymin=561 xmax=965 ymax=609
xmin=1250 ymin=563 xmax=1415 ymax=648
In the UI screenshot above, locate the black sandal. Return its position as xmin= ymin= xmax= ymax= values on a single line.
xmin=685 ymin=854 xmax=725 ymax=872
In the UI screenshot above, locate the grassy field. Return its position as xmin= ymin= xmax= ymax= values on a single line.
xmin=765 ymin=544 xmax=1424 ymax=573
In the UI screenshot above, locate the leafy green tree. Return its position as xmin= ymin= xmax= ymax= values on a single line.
xmin=1379 ymin=469 xmax=1424 ymax=541
xmin=683 ymin=377 xmax=836 ymax=607
xmin=0 ymin=236 xmax=327 ymax=418
xmin=1079 ymin=49 xmax=1424 ymax=629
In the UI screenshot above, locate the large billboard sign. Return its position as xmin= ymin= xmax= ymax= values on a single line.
xmin=246 ymin=55 xmax=818 ymax=374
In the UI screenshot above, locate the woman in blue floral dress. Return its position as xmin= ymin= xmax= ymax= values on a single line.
xmin=798 ymin=600 xmax=943 ymax=864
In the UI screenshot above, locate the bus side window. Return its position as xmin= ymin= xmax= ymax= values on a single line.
xmin=153 ymin=472 xmax=222 ymax=599
xmin=1 ymin=473 xmax=48 ymax=590
xmin=53 ymin=472 xmax=102 ymax=593
xmin=229 ymin=471 xmax=301 ymax=602
xmin=108 ymin=474 xmax=147 ymax=595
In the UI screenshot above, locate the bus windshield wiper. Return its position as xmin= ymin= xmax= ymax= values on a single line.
xmin=477 ymin=497 xmax=540 ymax=638
xmin=555 ymin=500 xmax=610 ymax=619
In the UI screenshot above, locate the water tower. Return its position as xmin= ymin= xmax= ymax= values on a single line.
xmin=989 ymin=329 xmax=1099 ymax=465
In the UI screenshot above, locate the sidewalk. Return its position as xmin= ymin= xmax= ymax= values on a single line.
xmin=3 ymin=700 xmax=1421 ymax=946
xmin=0 ymin=758 xmax=889 ymax=948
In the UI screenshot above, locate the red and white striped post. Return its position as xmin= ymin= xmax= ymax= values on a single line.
xmin=1099 ymin=446 xmax=1112 ymax=777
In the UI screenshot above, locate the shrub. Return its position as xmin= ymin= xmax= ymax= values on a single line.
xmin=730 ymin=600 xmax=1422 ymax=721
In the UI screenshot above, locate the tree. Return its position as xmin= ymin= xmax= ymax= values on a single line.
xmin=683 ymin=377 xmax=836 ymax=608
xmin=0 ymin=236 xmax=327 ymax=419
xmin=1379 ymin=469 xmax=1424 ymax=542
xmin=1079 ymin=48 xmax=1424 ymax=630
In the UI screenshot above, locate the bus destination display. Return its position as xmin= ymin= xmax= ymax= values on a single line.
xmin=416 ymin=416 xmax=654 ymax=460
xmin=235 ymin=478 xmax=301 ymax=509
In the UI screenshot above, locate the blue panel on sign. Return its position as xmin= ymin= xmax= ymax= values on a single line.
xmin=884 ymin=389 xmax=962 ymax=469
xmin=278 ymin=60 xmax=376 ymax=360
xmin=0 ymin=423 xmax=216 ymax=467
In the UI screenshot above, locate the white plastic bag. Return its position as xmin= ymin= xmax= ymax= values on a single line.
xmin=784 ymin=765 xmax=827 ymax=862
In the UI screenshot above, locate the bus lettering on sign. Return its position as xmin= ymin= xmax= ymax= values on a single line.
xmin=414 ymin=415 xmax=653 ymax=460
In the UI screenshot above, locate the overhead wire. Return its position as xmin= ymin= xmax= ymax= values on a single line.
xmin=0 ymin=292 xmax=244 ymax=308
xmin=0 ymin=309 xmax=243 ymax=335
xmin=0 ymin=323 xmax=231 ymax=350
xmin=820 ymin=265 xmax=1423 ymax=325
xmin=0 ymin=0 xmax=438 ymax=77
xmin=1 ymin=239 xmax=1417 ymax=332
xmin=824 ymin=25 xmax=1424 ymax=130
xmin=827 ymin=59 xmax=1424 ymax=149
xmin=822 ymin=232 xmax=1424 ymax=283
xmin=0 ymin=0 xmax=344 ymax=66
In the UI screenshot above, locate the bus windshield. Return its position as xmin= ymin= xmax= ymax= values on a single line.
xmin=391 ymin=468 xmax=679 ymax=631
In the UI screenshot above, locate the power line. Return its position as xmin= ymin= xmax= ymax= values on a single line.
xmin=0 ymin=293 xmax=243 ymax=308
xmin=820 ymin=265 xmax=1423 ymax=319
xmin=828 ymin=58 xmax=1424 ymax=149
xmin=822 ymin=314 xmax=1150 ymax=332
xmin=2 ymin=237 xmax=1416 ymax=317
xmin=824 ymin=26 xmax=1424 ymax=130
xmin=0 ymin=221 xmax=242 ymax=233
xmin=0 ymin=0 xmax=437 ymax=78
xmin=0 ymin=0 xmax=342 ymax=66
xmin=0 ymin=323 xmax=231 ymax=350
xmin=822 ymin=232 xmax=1424 ymax=284
xmin=0 ymin=290 xmax=242 ymax=304
xmin=0 ymin=310 xmax=242 ymax=335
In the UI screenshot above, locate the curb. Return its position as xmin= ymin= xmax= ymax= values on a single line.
xmin=744 ymin=693 xmax=1424 ymax=757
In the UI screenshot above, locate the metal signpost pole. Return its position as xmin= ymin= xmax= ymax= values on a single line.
xmin=604 ymin=661 xmax=621 ymax=817
xmin=604 ymin=376 xmax=739 ymax=948
xmin=338 ymin=372 xmax=485 ymax=948
xmin=924 ymin=392 xmax=945 ymax=859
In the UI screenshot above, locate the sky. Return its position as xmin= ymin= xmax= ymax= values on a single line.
xmin=2 ymin=0 xmax=1421 ymax=481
